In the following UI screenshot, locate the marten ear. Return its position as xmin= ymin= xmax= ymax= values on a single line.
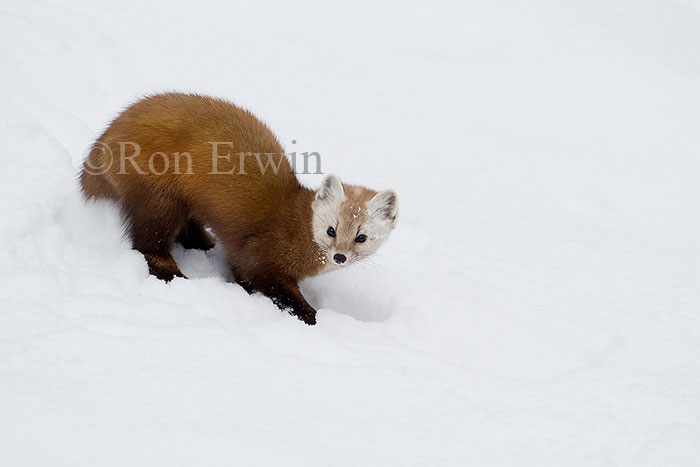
xmin=369 ymin=189 xmax=399 ymax=224
xmin=316 ymin=174 xmax=345 ymax=203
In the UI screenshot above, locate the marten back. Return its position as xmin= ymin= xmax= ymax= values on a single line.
xmin=81 ymin=93 xmax=298 ymax=211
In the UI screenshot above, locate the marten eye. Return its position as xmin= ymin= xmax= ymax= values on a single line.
xmin=355 ymin=234 xmax=367 ymax=243
xmin=327 ymin=226 xmax=336 ymax=237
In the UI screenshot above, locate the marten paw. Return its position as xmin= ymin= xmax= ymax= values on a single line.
xmin=144 ymin=253 xmax=186 ymax=282
xmin=296 ymin=311 xmax=317 ymax=326
xmin=271 ymin=296 xmax=317 ymax=325
xmin=281 ymin=305 xmax=316 ymax=325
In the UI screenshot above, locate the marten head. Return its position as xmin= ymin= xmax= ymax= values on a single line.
xmin=312 ymin=174 xmax=398 ymax=267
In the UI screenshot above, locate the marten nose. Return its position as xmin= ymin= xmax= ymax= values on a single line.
xmin=333 ymin=253 xmax=346 ymax=264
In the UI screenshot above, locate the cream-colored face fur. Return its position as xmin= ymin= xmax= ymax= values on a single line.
xmin=312 ymin=174 xmax=398 ymax=267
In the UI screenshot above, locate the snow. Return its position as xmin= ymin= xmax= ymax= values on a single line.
xmin=1 ymin=0 xmax=700 ymax=465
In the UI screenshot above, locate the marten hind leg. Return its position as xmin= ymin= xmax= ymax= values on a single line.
xmin=142 ymin=253 xmax=184 ymax=281
xmin=176 ymin=219 xmax=215 ymax=250
xmin=123 ymin=192 xmax=188 ymax=282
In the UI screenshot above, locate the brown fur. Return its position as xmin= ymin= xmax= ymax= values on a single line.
xmin=80 ymin=93 xmax=334 ymax=324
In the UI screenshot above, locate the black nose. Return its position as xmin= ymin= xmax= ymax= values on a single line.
xmin=333 ymin=253 xmax=346 ymax=264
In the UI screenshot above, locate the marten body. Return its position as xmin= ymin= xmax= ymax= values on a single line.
xmin=80 ymin=93 xmax=398 ymax=324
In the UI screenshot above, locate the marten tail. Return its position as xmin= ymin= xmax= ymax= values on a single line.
xmin=79 ymin=143 xmax=119 ymax=200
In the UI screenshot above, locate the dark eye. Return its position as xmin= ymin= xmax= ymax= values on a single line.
xmin=327 ymin=226 xmax=336 ymax=237
xmin=355 ymin=234 xmax=367 ymax=243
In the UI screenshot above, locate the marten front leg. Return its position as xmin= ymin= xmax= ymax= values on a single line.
xmin=235 ymin=274 xmax=317 ymax=325
xmin=269 ymin=281 xmax=317 ymax=325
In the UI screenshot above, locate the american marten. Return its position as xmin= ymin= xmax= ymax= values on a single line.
xmin=79 ymin=93 xmax=398 ymax=325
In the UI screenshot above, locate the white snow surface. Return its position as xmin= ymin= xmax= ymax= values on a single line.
xmin=2 ymin=1 xmax=700 ymax=465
